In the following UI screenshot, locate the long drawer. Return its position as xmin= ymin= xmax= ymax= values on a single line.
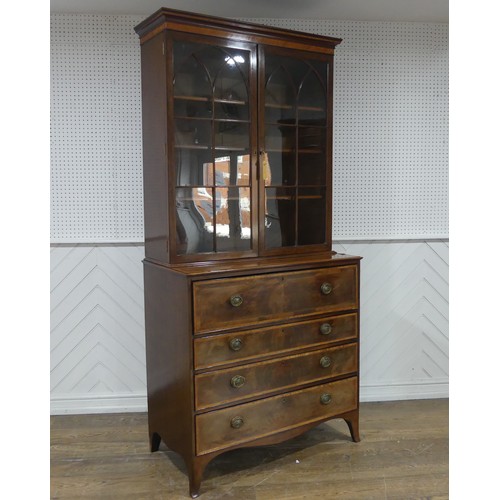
xmin=196 ymin=376 xmax=358 ymax=455
xmin=194 ymin=313 xmax=358 ymax=370
xmin=195 ymin=343 xmax=357 ymax=410
xmin=192 ymin=265 xmax=358 ymax=334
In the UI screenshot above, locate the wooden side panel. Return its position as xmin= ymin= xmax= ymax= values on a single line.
xmin=196 ymin=376 xmax=358 ymax=455
xmin=195 ymin=343 xmax=357 ymax=410
xmin=193 ymin=265 xmax=358 ymax=334
xmin=140 ymin=34 xmax=169 ymax=262
xmin=143 ymin=262 xmax=193 ymax=458
xmin=194 ymin=312 xmax=358 ymax=369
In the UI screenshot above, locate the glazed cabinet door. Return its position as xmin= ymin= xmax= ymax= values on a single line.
xmin=259 ymin=46 xmax=333 ymax=255
xmin=169 ymin=34 xmax=258 ymax=261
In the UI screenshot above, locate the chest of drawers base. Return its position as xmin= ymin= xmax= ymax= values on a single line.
xmin=143 ymin=254 xmax=361 ymax=498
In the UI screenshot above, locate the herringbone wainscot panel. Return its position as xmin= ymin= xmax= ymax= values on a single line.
xmin=50 ymin=245 xmax=146 ymax=413
xmin=334 ymin=241 xmax=449 ymax=400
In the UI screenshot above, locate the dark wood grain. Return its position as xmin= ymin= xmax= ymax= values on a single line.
xmin=143 ymin=262 xmax=194 ymax=463
xmin=195 ymin=376 xmax=358 ymax=455
xmin=193 ymin=265 xmax=358 ymax=334
xmin=134 ymin=8 xmax=342 ymax=51
xmin=195 ymin=343 xmax=357 ymax=410
xmin=194 ymin=312 xmax=358 ymax=369
xmin=140 ymin=33 xmax=169 ymax=263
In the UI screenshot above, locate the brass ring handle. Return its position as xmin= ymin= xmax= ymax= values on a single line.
xmin=320 ymin=282 xmax=333 ymax=295
xmin=230 ymin=294 xmax=243 ymax=307
xmin=230 ymin=375 xmax=246 ymax=388
xmin=320 ymin=393 xmax=332 ymax=405
xmin=230 ymin=416 xmax=244 ymax=429
xmin=229 ymin=338 xmax=243 ymax=351
xmin=319 ymin=323 xmax=332 ymax=335
xmin=319 ymin=355 xmax=332 ymax=368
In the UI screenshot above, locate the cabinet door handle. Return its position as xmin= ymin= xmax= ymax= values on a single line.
xmin=230 ymin=375 xmax=246 ymax=388
xmin=229 ymin=294 xmax=243 ymax=307
xmin=320 ymin=393 xmax=332 ymax=405
xmin=320 ymin=282 xmax=333 ymax=295
xmin=230 ymin=416 xmax=244 ymax=429
xmin=319 ymin=323 xmax=332 ymax=335
xmin=319 ymin=355 xmax=332 ymax=368
xmin=229 ymin=338 xmax=243 ymax=351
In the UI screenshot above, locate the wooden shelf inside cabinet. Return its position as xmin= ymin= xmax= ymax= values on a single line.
xmin=265 ymin=104 xmax=325 ymax=112
xmin=174 ymin=95 xmax=248 ymax=106
xmin=136 ymin=8 xmax=351 ymax=498
xmin=266 ymin=149 xmax=323 ymax=154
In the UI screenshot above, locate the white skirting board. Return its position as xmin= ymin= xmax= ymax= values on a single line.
xmin=50 ymin=241 xmax=448 ymax=415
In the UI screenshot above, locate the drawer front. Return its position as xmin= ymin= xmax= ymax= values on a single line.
xmin=196 ymin=376 xmax=358 ymax=455
xmin=195 ymin=343 xmax=357 ymax=410
xmin=194 ymin=313 xmax=358 ymax=370
xmin=193 ymin=265 xmax=358 ymax=334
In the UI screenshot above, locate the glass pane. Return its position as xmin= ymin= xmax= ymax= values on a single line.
xmin=298 ymin=69 xmax=327 ymax=123
xmin=297 ymin=125 xmax=326 ymax=185
xmin=266 ymin=124 xmax=295 ymax=153
xmin=263 ymin=151 xmax=296 ymax=187
xmin=214 ymin=49 xmax=249 ymax=121
xmin=215 ymin=187 xmax=252 ymax=252
xmin=176 ymin=187 xmax=214 ymax=254
xmin=297 ymin=154 xmax=326 ymax=186
xmin=215 ymin=122 xmax=249 ymax=151
xmin=265 ymin=187 xmax=296 ymax=248
xmin=264 ymin=124 xmax=296 ymax=187
xmin=175 ymin=148 xmax=213 ymax=186
xmin=174 ymin=97 xmax=212 ymax=120
xmin=297 ymin=187 xmax=326 ymax=245
xmin=173 ymin=42 xmax=212 ymax=100
xmin=265 ymin=58 xmax=296 ymax=123
xmin=174 ymin=118 xmax=211 ymax=149
xmin=173 ymin=40 xmax=253 ymax=258
xmin=214 ymin=153 xmax=250 ymax=187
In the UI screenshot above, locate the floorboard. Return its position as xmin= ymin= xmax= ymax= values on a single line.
xmin=51 ymin=399 xmax=448 ymax=499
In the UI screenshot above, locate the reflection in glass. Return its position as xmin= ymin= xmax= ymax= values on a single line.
xmin=173 ymin=42 xmax=212 ymax=100
xmin=263 ymin=51 xmax=329 ymax=250
xmin=214 ymin=52 xmax=249 ymax=121
xmin=297 ymin=187 xmax=326 ymax=245
xmin=174 ymin=118 xmax=211 ymax=148
xmin=215 ymin=122 xmax=249 ymax=150
xmin=297 ymin=124 xmax=326 ymax=185
xmin=214 ymin=154 xmax=250 ymax=186
xmin=215 ymin=187 xmax=252 ymax=252
xmin=175 ymin=148 xmax=213 ymax=186
xmin=298 ymin=71 xmax=327 ymax=123
xmin=174 ymin=97 xmax=212 ymax=120
xmin=297 ymin=153 xmax=326 ymax=185
xmin=264 ymin=152 xmax=295 ymax=186
xmin=265 ymin=187 xmax=296 ymax=248
xmin=173 ymin=40 xmax=253 ymax=257
xmin=176 ymin=188 xmax=215 ymax=254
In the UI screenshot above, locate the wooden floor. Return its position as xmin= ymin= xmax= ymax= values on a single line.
xmin=51 ymin=399 xmax=448 ymax=499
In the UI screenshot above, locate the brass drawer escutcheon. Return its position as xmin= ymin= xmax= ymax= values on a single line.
xmin=230 ymin=416 xmax=244 ymax=429
xmin=319 ymin=323 xmax=332 ymax=335
xmin=320 ymin=393 xmax=332 ymax=405
xmin=229 ymin=294 xmax=243 ymax=307
xmin=229 ymin=338 xmax=243 ymax=351
xmin=230 ymin=375 xmax=246 ymax=388
xmin=319 ymin=355 xmax=332 ymax=368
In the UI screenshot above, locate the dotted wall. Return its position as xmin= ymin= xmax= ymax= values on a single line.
xmin=50 ymin=15 xmax=448 ymax=242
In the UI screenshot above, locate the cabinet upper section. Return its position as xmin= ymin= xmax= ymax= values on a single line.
xmin=135 ymin=9 xmax=342 ymax=264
